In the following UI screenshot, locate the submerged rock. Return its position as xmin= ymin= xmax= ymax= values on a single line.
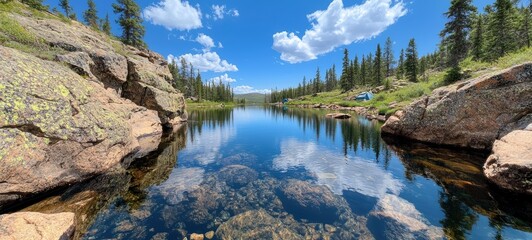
xmin=382 ymin=63 xmax=532 ymax=150
xmin=0 ymin=212 xmax=75 ymax=240
xmin=484 ymin=125 xmax=532 ymax=194
xmin=277 ymin=180 xmax=345 ymax=223
xmin=216 ymin=165 xmax=258 ymax=189
xmin=326 ymin=113 xmax=352 ymax=119
xmin=215 ymin=209 xmax=304 ymax=240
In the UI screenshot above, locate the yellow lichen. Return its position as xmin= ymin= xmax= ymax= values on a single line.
xmin=57 ymin=84 xmax=70 ymax=97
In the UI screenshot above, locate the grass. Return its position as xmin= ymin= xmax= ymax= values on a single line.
xmin=0 ymin=11 xmax=41 ymax=45
xmin=286 ymin=47 xmax=532 ymax=116
xmin=186 ymin=100 xmax=238 ymax=109
xmin=287 ymin=72 xmax=445 ymax=115
xmin=461 ymin=47 xmax=532 ymax=77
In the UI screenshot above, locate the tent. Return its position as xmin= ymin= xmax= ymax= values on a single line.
xmin=355 ymin=92 xmax=373 ymax=101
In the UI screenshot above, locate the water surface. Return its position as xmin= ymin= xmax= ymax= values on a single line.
xmin=22 ymin=107 xmax=532 ymax=239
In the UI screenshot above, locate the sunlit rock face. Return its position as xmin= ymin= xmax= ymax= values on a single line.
xmin=0 ymin=8 xmax=187 ymax=207
xmin=382 ymin=63 xmax=532 ymax=150
xmin=0 ymin=46 xmax=161 ymax=207
xmin=484 ymin=125 xmax=532 ymax=194
xmin=0 ymin=212 xmax=75 ymax=240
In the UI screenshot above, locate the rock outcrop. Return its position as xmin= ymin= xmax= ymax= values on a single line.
xmin=15 ymin=11 xmax=186 ymax=126
xmin=382 ymin=63 xmax=532 ymax=150
xmin=484 ymin=124 xmax=532 ymax=194
xmin=0 ymin=8 xmax=185 ymax=207
xmin=0 ymin=212 xmax=75 ymax=240
xmin=382 ymin=63 xmax=532 ymax=194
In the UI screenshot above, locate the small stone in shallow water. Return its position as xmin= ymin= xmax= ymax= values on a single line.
xmin=205 ymin=231 xmax=215 ymax=239
xmin=190 ymin=233 xmax=204 ymax=240
xmin=324 ymin=224 xmax=337 ymax=233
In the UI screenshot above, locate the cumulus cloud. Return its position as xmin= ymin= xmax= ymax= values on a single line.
xmin=196 ymin=33 xmax=215 ymax=51
xmin=143 ymin=0 xmax=202 ymax=31
xmin=212 ymin=5 xmax=239 ymax=20
xmin=168 ymin=52 xmax=238 ymax=72
xmin=209 ymin=73 xmax=237 ymax=83
xmin=273 ymin=0 xmax=407 ymax=63
xmin=233 ymin=86 xmax=271 ymax=94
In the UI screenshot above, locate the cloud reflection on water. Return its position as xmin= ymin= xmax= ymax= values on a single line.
xmin=273 ymin=138 xmax=403 ymax=199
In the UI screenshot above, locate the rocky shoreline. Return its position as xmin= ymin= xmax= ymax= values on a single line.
xmin=0 ymin=10 xmax=186 ymax=210
xmin=382 ymin=63 xmax=532 ymax=194
xmin=286 ymin=103 xmax=387 ymax=122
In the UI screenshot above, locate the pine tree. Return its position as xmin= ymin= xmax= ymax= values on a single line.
xmin=113 ymin=0 xmax=146 ymax=48
xmin=471 ymin=14 xmax=484 ymax=60
xmin=314 ymin=67 xmax=321 ymax=93
xmin=383 ymin=37 xmax=395 ymax=77
xmin=302 ymin=77 xmax=307 ymax=95
xmin=331 ymin=64 xmax=337 ymax=89
xmin=374 ymin=44 xmax=384 ymax=86
xmin=405 ymin=39 xmax=418 ymax=82
xmin=340 ymin=49 xmax=351 ymax=92
xmin=102 ymin=14 xmax=111 ymax=36
xmin=353 ymin=56 xmax=360 ymax=87
xmin=396 ymin=49 xmax=405 ymax=79
xmin=360 ymin=55 xmax=367 ymax=86
xmin=520 ymin=6 xmax=531 ymax=48
xmin=366 ymin=53 xmax=373 ymax=84
xmin=59 ymin=0 xmax=74 ymax=20
xmin=440 ymin=0 xmax=476 ymax=68
xmin=349 ymin=60 xmax=355 ymax=87
xmin=84 ymin=0 xmax=99 ymax=29
xmin=486 ymin=0 xmax=518 ymax=60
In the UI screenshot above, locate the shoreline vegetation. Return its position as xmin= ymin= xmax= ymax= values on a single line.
xmin=274 ymin=47 xmax=532 ymax=120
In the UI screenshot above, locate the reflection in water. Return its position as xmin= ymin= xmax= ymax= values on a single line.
xmin=7 ymin=107 xmax=531 ymax=240
xmin=267 ymin=107 xmax=392 ymax=164
xmin=383 ymin=136 xmax=532 ymax=239
xmin=273 ymin=138 xmax=403 ymax=198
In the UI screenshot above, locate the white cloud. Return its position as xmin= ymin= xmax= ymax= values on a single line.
xmin=233 ymin=85 xmax=271 ymax=94
xmin=196 ymin=33 xmax=215 ymax=52
xmin=143 ymin=0 xmax=202 ymax=31
xmin=218 ymin=42 xmax=223 ymax=48
xmin=211 ymin=5 xmax=239 ymax=20
xmin=209 ymin=73 xmax=236 ymax=83
xmin=272 ymin=0 xmax=407 ymax=63
xmin=212 ymin=5 xmax=225 ymax=20
xmin=168 ymin=52 xmax=238 ymax=72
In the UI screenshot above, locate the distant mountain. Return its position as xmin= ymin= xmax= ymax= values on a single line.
xmin=235 ymin=93 xmax=266 ymax=104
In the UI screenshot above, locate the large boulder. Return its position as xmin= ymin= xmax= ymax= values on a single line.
xmin=0 ymin=46 xmax=161 ymax=207
xmin=123 ymin=53 xmax=186 ymax=126
xmin=14 ymin=11 xmax=186 ymax=126
xmin=0 ymin=212 xmax=75 ymax=240
xmin=382 ymin=63 xmax=532 ymax=150
xmin=484 ymin=124 xmax=532 ymax=194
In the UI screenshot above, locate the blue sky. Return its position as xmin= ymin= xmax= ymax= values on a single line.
xmin=44 ymin=0 xmax=500 ymax=94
